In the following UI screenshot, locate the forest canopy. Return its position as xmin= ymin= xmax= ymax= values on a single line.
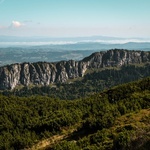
xmin=0 ymin=77 xmax=150 ymax=149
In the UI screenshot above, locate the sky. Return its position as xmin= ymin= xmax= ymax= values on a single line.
xmin=0 ymin=0 xmax=150 ymax=38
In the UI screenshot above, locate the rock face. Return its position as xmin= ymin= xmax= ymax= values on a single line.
xmin=0 ymin=49 xmax=150 ymax=90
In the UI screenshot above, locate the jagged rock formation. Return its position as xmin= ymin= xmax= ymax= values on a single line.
xmin=0 ymin=49 xmax=150 ymax=90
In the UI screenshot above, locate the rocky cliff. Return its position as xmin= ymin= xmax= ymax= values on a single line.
xmin=0 ymin=49 xmax=150 ymax=90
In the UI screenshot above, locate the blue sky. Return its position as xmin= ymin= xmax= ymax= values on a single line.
xmin=0 ymin=0 xmax=150 ymax=37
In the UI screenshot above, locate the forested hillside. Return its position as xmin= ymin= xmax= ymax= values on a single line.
xmin=3 ymin=63 xmax=150 ymax=100
xmin=0 ymin=77 xmax=150 ymax=150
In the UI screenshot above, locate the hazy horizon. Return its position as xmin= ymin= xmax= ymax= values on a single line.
xmin=0 ymin=35 xmax=150 ymax=47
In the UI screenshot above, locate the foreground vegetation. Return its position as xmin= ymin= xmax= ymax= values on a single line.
xmin=50 ymin=109 xmax=150 ymax=150
xmin=0 ymin=77 xmax=150 ymax=150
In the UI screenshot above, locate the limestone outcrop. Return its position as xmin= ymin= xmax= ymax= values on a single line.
xmin=0 ymin=49 xmax=149 ymax=90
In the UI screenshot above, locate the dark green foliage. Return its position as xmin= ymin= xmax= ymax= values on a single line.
xmin=51 ymin=141 xmax=79 ymax=150
xmin=0 ymin=77 xmax=150 ymax=149
xmin=113 ymin=130 xmax=131 ymax=150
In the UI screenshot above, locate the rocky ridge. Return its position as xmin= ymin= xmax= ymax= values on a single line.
xmin=0 ymin=49 xmax=150 ymax=90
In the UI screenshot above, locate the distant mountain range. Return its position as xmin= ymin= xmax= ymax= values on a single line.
xmin=31 ymin=42 xmax=150 ymax=50
xmin=0 ymin=35 xmax=150 ymax=47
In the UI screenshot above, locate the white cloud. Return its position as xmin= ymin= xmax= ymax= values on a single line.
xmin=0 ymin=21 xmax=24 ymax=30
xmin=11 ymin=21 xmax=24 ymax=28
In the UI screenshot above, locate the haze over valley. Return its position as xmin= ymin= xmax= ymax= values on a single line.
xmin=0 ymin=35 xmax=150 ymax=67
